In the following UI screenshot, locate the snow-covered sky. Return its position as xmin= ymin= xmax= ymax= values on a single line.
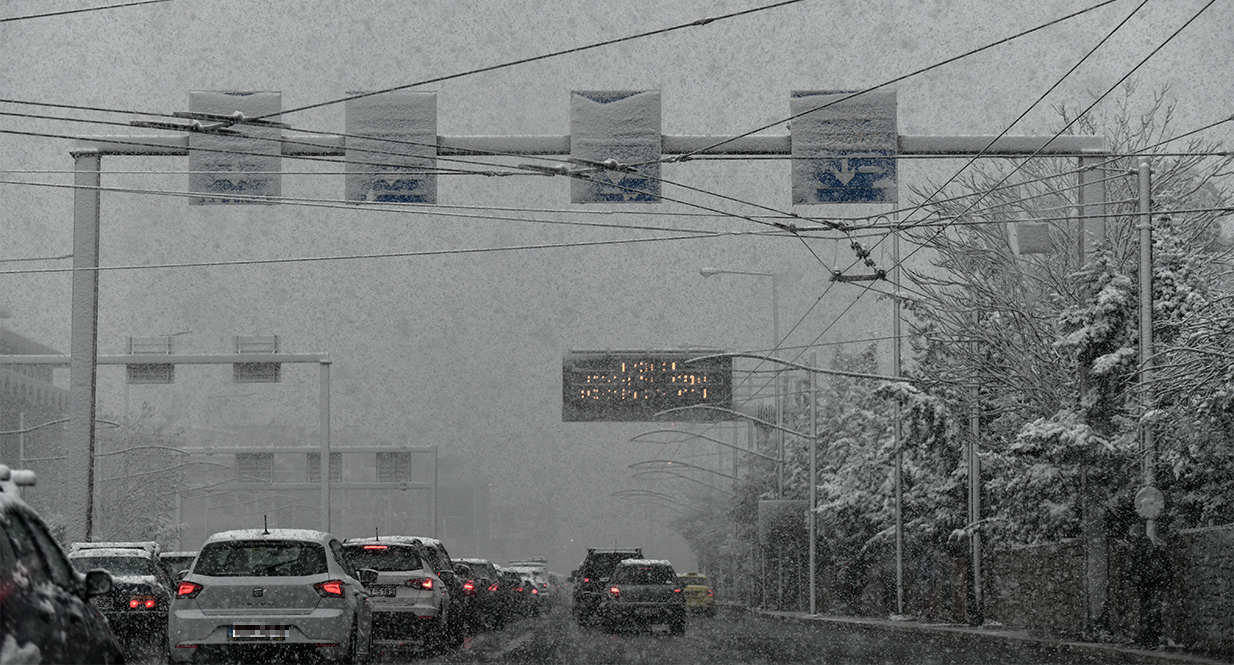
xmin=1 ymin=0 xmax=1230 ymax=570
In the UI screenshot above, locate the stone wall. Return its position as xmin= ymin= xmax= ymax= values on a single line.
xmin=1169 ymin=525 xmax=1234 ymax=655
xmin=984 ymin=539 xmax=1086 ymax=638
xmin=823 ymin=526 xmax=1234 ymax=656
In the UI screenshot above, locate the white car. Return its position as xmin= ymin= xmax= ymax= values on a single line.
xmin=341 ymin=536 xmax=458 ymax=653
xmin=167 ymin=528 xmax=376 ymax=663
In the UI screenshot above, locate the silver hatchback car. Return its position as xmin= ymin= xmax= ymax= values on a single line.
xmin=167 ymin=528 xmax=376 ymax=663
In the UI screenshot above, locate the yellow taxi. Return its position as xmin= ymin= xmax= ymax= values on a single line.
xmin=675 ymin=572 xmax=716 ymax=617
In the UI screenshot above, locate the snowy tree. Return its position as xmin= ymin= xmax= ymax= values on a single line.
xmin=899 ymin=84 xmax=1234 ymax=546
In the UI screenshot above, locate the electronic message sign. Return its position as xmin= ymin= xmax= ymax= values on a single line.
xmin=562 ymin=350 xmax=734 ymax=422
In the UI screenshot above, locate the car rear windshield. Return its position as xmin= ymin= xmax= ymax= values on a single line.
xmin=613 ymin=565 xmax=676 ymax=585
xmin=194 ymin=541 xmax=328 ymax=577
xmin=342 ymin=545 xmax=423 ymax=572
xmin=582 ymin=552 xmax=639 ymax=577
xmin=679 ymin=575 xmax=709 ymax=586
xmin=71 ymin=555 xmax=155 ymax=577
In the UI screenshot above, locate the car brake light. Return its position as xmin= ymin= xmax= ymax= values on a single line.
xmin=608 ymin=586 xmax=620 ymax=599
xmin=406 ymin=577 xmax=433 ymax=590
xmin=531 ymin=588 xmax=539 ymax=595
xmin=488 ymin=583 xmax=499 ymax=592
xmin=362 ymin=544 xmax=388 ymax=550
xmin=583 ymin=577 xmax=590 ymax=583
xmin=314 ymin=580 xmax=345 ymax=597
xmin=673 ymin=587 xmax=682 ymax=593
xmin=462 ymin=580 xmax=476 ymax=595
xmin=176 ymin=581 xmax=203 ymax=599
xmin=707 ymin=589 xmax=714 ymax=597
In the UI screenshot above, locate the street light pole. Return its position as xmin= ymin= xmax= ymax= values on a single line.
xmin=700 ymin=268 xmax=782 ymax=498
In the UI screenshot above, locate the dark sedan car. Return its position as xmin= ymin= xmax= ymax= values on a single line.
xmin=595 ymin=559 xmax=685 ymax=634
xmin=0 ymin=469 xmax=124 ymax=664
xmin=68 ymin=543 xmax=176 ymax=656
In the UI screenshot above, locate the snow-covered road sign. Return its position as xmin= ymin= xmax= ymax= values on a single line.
xmin=570 ymin=90 xmax=661 ymax=203
xmin=188 ymin=91 xmax=282 ymax=205
xmin=791 ymin=90 xmax=897 ymax=204
xmin=345 ymin=91 xmax=437 ymax=204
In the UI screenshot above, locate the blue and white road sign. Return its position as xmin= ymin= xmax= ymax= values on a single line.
xmin=345 ymin=91 xmax=437 ymax=204
xmin=570 ymin=90 xmax=661 ymax=204
xmin=791 ymin=90 xmax=897 ymax=204
xmin=188 ymin=91 xmax=282 ymax=205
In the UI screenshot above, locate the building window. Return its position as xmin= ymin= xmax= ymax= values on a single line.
xmin=236 ymin=453 xmax=274 ymax=484
xmin=306 ymin=452 xmax=341 ymax=483
xmin=376 ymin=452 xmax=411 ymax=483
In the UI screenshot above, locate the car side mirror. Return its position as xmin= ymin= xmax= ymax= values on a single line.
xmin=437 ymin=569 xmax=457 ymax=584
xmin=358 ymin=568 xmax=378 ymax=586
xmin=599 ymin=576 xmax=610 ymax=584
xmin=175 ymin=569 xmax=189 ymax=581
xmin=454 ymin=564 xmax=471 ymax=577
xmin=84 ymin=569 xmax=113 ymax=597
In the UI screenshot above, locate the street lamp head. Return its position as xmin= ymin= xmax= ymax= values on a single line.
xmin=699 ymin=267 xmax=722 ymax=278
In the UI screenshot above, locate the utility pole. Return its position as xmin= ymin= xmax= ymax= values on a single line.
xmin=1137 ymin=158 xmax=1158 ymax=542
xmin=808 ymin=351 xmax=818 ymax=616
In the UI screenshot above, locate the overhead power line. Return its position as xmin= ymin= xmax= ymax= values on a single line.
xmin=659 ymin=0 xmax=1124 ymax=163
xmin=883 ymin=0 xmax=1220 ymax=274
xmin=0 ymin=230 xmax=740 ymax=276
xmin=0 ymin=0 xmax=169 ymax=23
xmin=252 ymin=0 xmax=810 ymax=122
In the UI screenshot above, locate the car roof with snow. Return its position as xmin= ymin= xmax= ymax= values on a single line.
xmin=67 ymin=547 xmax=155 ymax=558
xmin=342 ymin=535 xmax=428 ymax=547
xmin=203 ymin=528 xmax=333 ymax=545
xmin=69 ymin=540 xmax=160 ymax=555
xmin=617 ymin=558 xmax=674 ymax=567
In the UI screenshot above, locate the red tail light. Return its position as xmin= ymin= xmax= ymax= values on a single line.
xmin=531 ymin=588 xmax=539 ymax=595
xmin=314 ymin=580 xmax=345 ymax=597
xmin=488 ymin=583 xmax=499 ymax=592
xmin=608 ymin=585 xmax=620 ymax=599
xmin=462 ymin=580 xmax=476 ymax=595
xmin=362 ymin=544 xmax=388 ymax=550
xmin=673 ymin=587 xmax=682 ymax=594
xmin=406 ymin=577 xmax=433 ymax=590
xmin=129 ymin=597 xmax=156 ymax=609
xmin=583 ymin=577 xmax=591 ymax=583
xmin=176 ymin=581 xmax=203 ymax=599
xmin=707 ymin=589 xmax=714 ymax=597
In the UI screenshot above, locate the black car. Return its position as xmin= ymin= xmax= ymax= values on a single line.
xmin=454 ymin=557 xmax=504 ymax=631
xmin=0 ymin=469 xmax=124 ymax=664
xmin=68 ymin=542 xmax=176 ymax=657
xmin=571 ymin=547 xmax=642 ymax=624
xmin=595 ymin=558 xmax=686 ymax=634
xmin=494 ymin=569 xmax=530 ymax=624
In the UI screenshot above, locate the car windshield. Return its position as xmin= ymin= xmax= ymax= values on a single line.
xmin=194 ymin=541 xmax=328 ymax=577
xmin=343 ymin=544 xmax=423 ymax=572
xmin=71 ymin=555 xmax=155 ymax=577
xmin=613 ymin=565 xmax=676 ymax=585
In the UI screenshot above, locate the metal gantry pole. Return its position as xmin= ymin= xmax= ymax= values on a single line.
xmin=69 ymin=149 xmax=102 ymax=543
xmin=320 ymin=358 xmax=332 ymax=533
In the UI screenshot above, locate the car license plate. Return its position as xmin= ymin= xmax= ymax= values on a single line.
xmin=229 ymin=624 xmax=289 ymax=640
xmin=371 ymin=586 xmax=397 ymax=597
